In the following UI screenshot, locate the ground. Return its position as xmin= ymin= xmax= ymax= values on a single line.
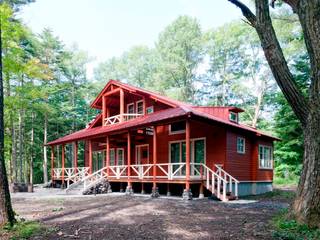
xmin=5 ymin=187 xmax=294 ymax=240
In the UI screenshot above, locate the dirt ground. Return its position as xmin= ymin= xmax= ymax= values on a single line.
xmin=8 ymin=187 xmax=292 ymax=240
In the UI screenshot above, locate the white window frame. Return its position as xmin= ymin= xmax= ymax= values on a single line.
xmin=229 ymin=111 xmax=238 ymax=122
xmin=110 ymin=148 xmax=115 ymax=166
xmin=117 ymin=148 xmax=125 ymax=166
xmin=258 ymin=145 xmax=273 ymax=170
xmin=169 ymin=122 xmax=186 ymax=135
xmin=168 ymin=137 xmax=206 ymax=165
xmin=136 ymin=100 xmax=144 ymax=115
xmin=237 ymin=137 xmax=245 ymax=154
xmin=146 ymin=106 xmax=154 ymax=114
xmin=127 ymin=103 xmax=135 ymax=114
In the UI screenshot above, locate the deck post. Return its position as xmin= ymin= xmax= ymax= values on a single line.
xmin=102 ymin=96 xmax=106 ymax=126
xmin=120 ymin=88 xmax=124 ymax=123
xmin=73 ymin=141 xmax=78 ymax=173
xmin=89 ymin=140 xmax=92 ymax=174
xmin=199 ymin=183 xmax=204 ymax=199
xmin=126 ymin=131 xmax=133 ymax=194
xmin=141 ymin=182 xmax=145 ymax=194
xmin=61 ymin=144 xmax=65 ymax=188
xmin=151 ymin=125 xmax=160 ymax=198
xmin=166 ymin=183 xmax=171 ymax=196
xmin=106 ymin=136 xmax=112 ymax=193
xmin=51 ymin=145 xmax=54 ymax=183
xmin=183 ymin=119 xmax=192 ymax=200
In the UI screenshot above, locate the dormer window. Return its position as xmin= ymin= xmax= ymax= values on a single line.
xmin=229 ymin=111 xmax=238 ymax=123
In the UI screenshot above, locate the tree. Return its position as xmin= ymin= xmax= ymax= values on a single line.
xmin=228 ymin=0 xmax=320 ymax=227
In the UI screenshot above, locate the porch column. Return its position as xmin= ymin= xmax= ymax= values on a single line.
xmin=102 ymin=95 xmax=106 ymax=126
xmin=126 ymin=131 xmax=133 ymax=194
xmin=151 ymin=125 xmax=160 ymax=197
xmin=89 ymin=140 xmax=93 ymax=174
xmin=61 ymin=144 xmax=65 ymax=188
xmin=51 ymin=146 xmax=54 ymax=181
xmin=120 ymin=88 xmax=124 ymax=122
xmin=183 ymin=120 xmax=192 ymax=200
xmin=106 ymin=136 xmax=110 ymax=176
xmin=73 ymin=141 xmax=78 ymax=171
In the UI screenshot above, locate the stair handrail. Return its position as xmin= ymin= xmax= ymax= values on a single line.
xmin=65 ymin=167 xmax=90 ymax=189
xmin=83 ymin=167 xmax=108 ymax=190
xmin=215 ymin=164 xmax=239 ymax=197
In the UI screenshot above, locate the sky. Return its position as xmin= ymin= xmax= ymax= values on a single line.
xmin=19 ymin=0 xmax=250 ymax=78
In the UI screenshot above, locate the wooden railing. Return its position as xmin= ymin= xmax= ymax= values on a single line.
xmin=215 ymin=164 xmax=239 ymax=197
xmin=65 ymin=167 xmax=90 ymax=188
xmin=53 ymin=167 xmax=89 ymax=180
xmin=104 ymin=113 xmax=143 ymax=126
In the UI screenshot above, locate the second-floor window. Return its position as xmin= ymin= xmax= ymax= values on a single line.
xmin=136 ymin=100 xmax=144 ymax=115
xmin=229 ymin=111 xmax=238 ymax=122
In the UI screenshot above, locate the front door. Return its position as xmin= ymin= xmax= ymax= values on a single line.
xmin=136 ymin=145 xmax=149 ymax=165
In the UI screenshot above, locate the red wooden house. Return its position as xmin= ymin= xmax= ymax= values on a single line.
xmin=47 ymin=80 xmax=278 ymax=201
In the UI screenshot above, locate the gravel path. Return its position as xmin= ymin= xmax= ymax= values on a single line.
xmin=10 ymin=187 xmax=291 ymax=240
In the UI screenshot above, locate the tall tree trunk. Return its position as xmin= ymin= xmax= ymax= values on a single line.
xmin=18 ymin=109 xmax=23 ymax=182
xmin=43 ymin=111 xmax=48 ymax=183
xmin=251 ymin=79 xmax=266 ymax=128
xmin=0 ymin=13 xmax=15 ymax=226
xmin=29 ymin=112 xmax=34 ymax=186
xmin=11 ymin=124 xmax=17 ymax=183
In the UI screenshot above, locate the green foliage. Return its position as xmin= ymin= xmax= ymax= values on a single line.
xmin=1 ymin=221 xmax=42 ymax=240
xmin=272 ymin=209 xmax=320 ymax=240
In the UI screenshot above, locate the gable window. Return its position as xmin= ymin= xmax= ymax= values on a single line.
xmin=237 ymin=137 xmax=245 ymax=154
xmin=146 ymin=106 xmax=154 ymax=114
xmin=169 ymin=121 xmax=186 ymax=134
xmin=136 ymin=100 xmax=144 ymax=115
xmin=229 ymin=111 xmax=238 ymax=122
xmin=259 ymin=145 xmax=273 ymax=169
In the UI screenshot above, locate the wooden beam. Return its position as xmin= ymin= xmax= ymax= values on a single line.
xmin=89 ymin=140 xmax=92 ymax=174
xmin=73 ymin=141 xmax=78 ymax=171
xmin=102 ymin=96 xmax=106 ymax=126
xmin=51 ymin=146 xmax=54 ymax=180
xmin=106 ymin=136 xmax=110 ymax=176
xmin=120 ymin=88 xmax=124 ymax=122
xmin=153 ymin=126 xmax=157 ymax=189
xmin=127 ymin=131 xmax=131 ymax=187
xmin=185 ymin=120 xmax=191 ymax=190
xmin=62 ymin=144 xmax=65 ymax=182
xmin=102 ymin=87 xmax=120 ymax=97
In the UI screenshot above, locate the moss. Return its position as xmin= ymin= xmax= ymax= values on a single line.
xmin=0 ymin=221 xmax=43 ymax=240
xmin=272 ymin=209 xmax=320 ymax=240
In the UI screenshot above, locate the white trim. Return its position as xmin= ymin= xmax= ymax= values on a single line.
xmin=127 ymin=102 xmax=135 ymax=114
xmin=258 ymin=144 xmax=273 ymax=170
xmin=135 ymin=144 xmax=149 ymax=165
xmin=136 ymin=100 xmax=144 ymax=115
xmin=229 ymin=111 xmax=238 ymax=123
xmin=237 ymin=137 xmax=245 ymax=154
xmin=169 ymin=122 xmax=186 ymax=135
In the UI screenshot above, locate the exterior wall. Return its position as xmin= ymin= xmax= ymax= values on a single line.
xmin=236 ymin=182 xmax=273 ymax=196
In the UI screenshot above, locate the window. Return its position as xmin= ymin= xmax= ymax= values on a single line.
xmin=146 ymin=106 xmax=154 ymax=114
xmin=237 ymin=137 xmax=245 ymax=154
xmin=259 ymin=145 xmax=273 ymax=169
xmin=117 ymin=148 xmax=124 ymax=165
xmin=136 ymin=100 xmax=144 ymax=115
xmin=229 ymin=111 xmax=238 ymax=122
xmin=127 ymin=103 xmax=134 ymax=114
xmin=110 ymin=149 xmax=115 ymax=165
xmin=169 ymin=121 xmax=186 ymax=134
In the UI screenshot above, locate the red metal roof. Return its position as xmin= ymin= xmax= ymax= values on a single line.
xmin=47 ymin=105 xmax=279 ymax=146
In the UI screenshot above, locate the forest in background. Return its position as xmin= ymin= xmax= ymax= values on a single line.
xmin=2 ymin=2 xmax=305 ymax=185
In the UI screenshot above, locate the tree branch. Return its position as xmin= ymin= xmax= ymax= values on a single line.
xmin=228 ymin=0 xmax=310 ymax=126
xmin=228 ymin=0 xmax=257 ymax=27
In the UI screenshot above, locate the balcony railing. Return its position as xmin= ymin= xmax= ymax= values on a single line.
xmin=104 ymin=113 xmax=143 ymax=126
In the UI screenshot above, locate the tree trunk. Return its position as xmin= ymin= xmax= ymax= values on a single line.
xmin=0 ymin=14 xmax=15 ymax=226
xmin=251 ymin=79 xmax=266 ymax=128
xmin=292 ymin=109 xmax=320 ymax=227
xmin=18 ymin=109 xmax=23 ymax=183
xmin=43 ymin=111 xmax=48 ymax=183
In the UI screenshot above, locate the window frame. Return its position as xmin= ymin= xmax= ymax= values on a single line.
xmin=146 ymin=106 xmax=154 ymax=114
xmin=258 ymin=145 xmax=273 ymax=170
xmin=169 ymin=121 xmax=186 ymax=135
xmin=117 ymin=148 xmax=125 ymax=166
xmin=127 ymin=103 xmax=135 ymax=114
xmin=110 ymin=148 xmax=115 ymax=166
xmin=136 ymin=100 xmax=144 ymax=115
xmin=229 ymin=111 xmax=238 ymax=123
xmin=237 ymin=137 xmax=245 ymax=154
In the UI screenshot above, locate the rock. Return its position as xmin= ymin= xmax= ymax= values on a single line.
xmin=82 ymin=179 xmax=111 ymax=195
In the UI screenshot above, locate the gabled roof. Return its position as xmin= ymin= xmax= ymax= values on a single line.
xmin=91 ymin=79 xmax=191 ymax=109
xmin=47 ymin=105 xmax=279 ymax=146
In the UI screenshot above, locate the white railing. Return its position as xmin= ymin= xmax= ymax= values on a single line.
xmin=66 ymin=167 xmax=90 ymax=188
xmin=104 ymin=113 xmax=143 ymax=125
xmin=53 ymin=167 xmax=89 ymax=180
xmin=215 ymin=164 xmax=239 ymax=197
xmin=83 ymin=167 xmax=108 ymax=190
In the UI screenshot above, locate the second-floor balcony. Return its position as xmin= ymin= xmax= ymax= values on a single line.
xmin=104 ymin=113 xmax=143 ymax=126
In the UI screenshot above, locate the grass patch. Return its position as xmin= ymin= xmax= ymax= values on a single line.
xmin=274 ymin=176 xmax=298 ymax=187
xmin=0 ymin=221 xmax=43 ymax=240
xmin=272 ymin=209 xmax=320 ymax=240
